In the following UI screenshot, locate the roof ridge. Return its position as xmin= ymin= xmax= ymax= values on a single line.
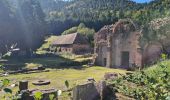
xmin=52 ymin=32 xmax=78 ymax=45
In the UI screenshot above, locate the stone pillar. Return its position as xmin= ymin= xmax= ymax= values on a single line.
xmin=106 ymin=35 xmax=112 ymax=68
xmin=106 ymin=47 xmax=112 ymax=68
xmin=19 ymin=80 xmax=28 ymax=92
xmin=96 ymin=80 xmax=107 ymax=100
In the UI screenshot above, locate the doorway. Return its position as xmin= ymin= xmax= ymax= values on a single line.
xmin=121 ymin=51 xmax=129 ymax=67
xmin=103 ymin=58 xmax=107 ymax=66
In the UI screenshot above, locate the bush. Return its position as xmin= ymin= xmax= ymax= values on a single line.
xmin=110 ymin=61 xmax=170 ymax=99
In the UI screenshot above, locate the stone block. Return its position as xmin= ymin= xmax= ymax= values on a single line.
xmin=104 ymin=72 xmax=118 ymax=80
xmin=73 ymin=82 xmax=100 ymax=100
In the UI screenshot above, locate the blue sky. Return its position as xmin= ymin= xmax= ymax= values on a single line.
xmin=63 ymin=0 xmax=153 ymax=3
xmin=131 ymin=0 xmax=153 ymax=3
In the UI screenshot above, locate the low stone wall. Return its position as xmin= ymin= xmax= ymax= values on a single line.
xmin=73 ymin=82 xmax=100 ymax=100
xmin=72 ymin=81 xmax=110 ymax=100
xmin=20 ymin=89 xmax=58 ymax=100
xmin=18 ymin=81 xmax=58 ymax=100
xmin=6 ymin=66 xmax=46 ymax=75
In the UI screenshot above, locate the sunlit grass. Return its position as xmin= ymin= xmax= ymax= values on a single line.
xmin=0 ymin=66 xmax=128 ymax=99
xmin=36 ymin=36 xmax=58 ymax=54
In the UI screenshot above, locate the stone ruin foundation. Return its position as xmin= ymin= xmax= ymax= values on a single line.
xmin=72 ymin=80 xmax=114 ymax=100
xmin=18 ymin=81 xmax=58 ymax=100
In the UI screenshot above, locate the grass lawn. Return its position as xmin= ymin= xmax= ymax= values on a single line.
xmin=0 ymin=66 xmax=128 ymax=99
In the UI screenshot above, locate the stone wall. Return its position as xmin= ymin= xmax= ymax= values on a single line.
xmin=95 ymin=44 xmax=107 ymax=66
xmin=73 ymin=82 xmax=100 ymax=100
xmin=73 ymin=81 xmax=115 ymax=100
xmin=143 ymin=42 xmax=162 ymax=65
xmin=73 ymin=44 xmax=91 ymax=54
xmin=94 ymin=19 xmax=142 ymax=69
xmin=111 ymin=31 xmax=142 ymax=68
xmin=18 ymin=81 xmax=58 ymax=100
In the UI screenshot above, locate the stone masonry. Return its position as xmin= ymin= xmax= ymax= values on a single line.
xmin=94 ymin=19 xmax=142 ymax=69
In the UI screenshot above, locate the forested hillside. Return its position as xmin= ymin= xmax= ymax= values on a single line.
xmin=47 ymin=0 xmax=170 ymax=30
xmin=0 ymin=0 xmax=170 ymax=54
xmin=0 ymin=0 xmax=47 ymax=54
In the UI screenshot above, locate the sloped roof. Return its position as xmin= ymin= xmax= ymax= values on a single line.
xmin=52 ymin=33 xmax=78 ymax=45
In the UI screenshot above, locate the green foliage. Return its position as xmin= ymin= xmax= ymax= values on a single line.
xmin=0 ymin=79 xmax=13 ymax=100
xmin=111 ymin=60 xmax=170 ymax=99
xmin=2 ymin=79 xmax=10 ymax=87
xmin=1 ymin=0 xmax=170 ymax=53
xmin=140 ymin=17 xmax=170 ymax=49
xmin=0 ymin=48 xmax=19 ymax=99
xmin=47 ymin=0 xmax=170 ymax=26
xmin=49 ymin=94 xmax=55 ymax=100
xmin=65 ymin=80 xmax=69 ymax=89
xmin=34 ymin=91 xmax=43 ymax=100
xmin=0 ymin=0 xmax=47 ymax=53
xmin=36 ymin=36 xmax=58 ymax=54
xmin=3 ymin=88 xmax=12 ymax=94
xmin=161 ymin=53 xmax=168 ymax=60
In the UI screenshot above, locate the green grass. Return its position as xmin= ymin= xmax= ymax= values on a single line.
xmin=0 ymin=66 xmax=128 ymax=99
xmin=0 ymin=55 xmax=94 ymax=99
xmin=36 ymin=36 xmax=58 ymax=54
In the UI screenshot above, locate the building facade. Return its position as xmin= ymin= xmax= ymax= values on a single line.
xmin=94 ymin=19 xmax=142 ymax=68
xmin=51 ymin=33 xmax=90 ymax=54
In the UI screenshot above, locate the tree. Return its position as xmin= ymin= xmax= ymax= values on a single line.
xmin=16 ymin=0 xmax=47 ymax=51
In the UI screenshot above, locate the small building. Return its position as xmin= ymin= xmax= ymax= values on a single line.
xmin=51 ymin=33 xmax=90 ymax=54
xmin=94 ymin=19 xmax=142 ymax=69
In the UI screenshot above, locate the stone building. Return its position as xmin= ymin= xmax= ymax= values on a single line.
xmin=94 ymin=19 xmax=142 ymax=68
xmin=51 ymin=33 xmax=90 ymax=54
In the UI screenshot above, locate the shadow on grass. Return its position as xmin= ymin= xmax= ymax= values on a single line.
xmin=2 ymin=55 xmax=90 ymax=71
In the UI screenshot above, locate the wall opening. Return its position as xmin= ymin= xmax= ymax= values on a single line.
xmin=121 ymin=51 xmax=129 ymax=67
xmin=103 ymin=58 xmax=107 ymax=66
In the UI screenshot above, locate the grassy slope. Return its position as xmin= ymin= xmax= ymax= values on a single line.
xmin=0 ymin=66 xmax=128 ymax=99
xmin=144 ymin=60 xmax=170 ymax=77
xmin=36 ymin=36 xmax=57 ymax=54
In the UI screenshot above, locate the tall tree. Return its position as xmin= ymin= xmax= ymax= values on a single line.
xmin=16 ymin=0 xmax=47 ymax=51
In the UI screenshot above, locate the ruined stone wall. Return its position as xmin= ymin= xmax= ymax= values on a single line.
xmin=100 ymin=45 xmax=107 ymax=66
xmin=133 ymin=32 xmax=142 ymax=67
xmin=96 ymin=44 xmax=107 ymax=66
xmin=143 ymin=42 xmax=162 ymax=65
xmin=73 ymin=82 xmax=100 ymax=100
xmin=94 ymin=19 xmax=142 ymax=68
xmin=73 ymin=81 xmax=110 ymax=100
xmin=109 ymin=20 xmax=142 ymax=68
